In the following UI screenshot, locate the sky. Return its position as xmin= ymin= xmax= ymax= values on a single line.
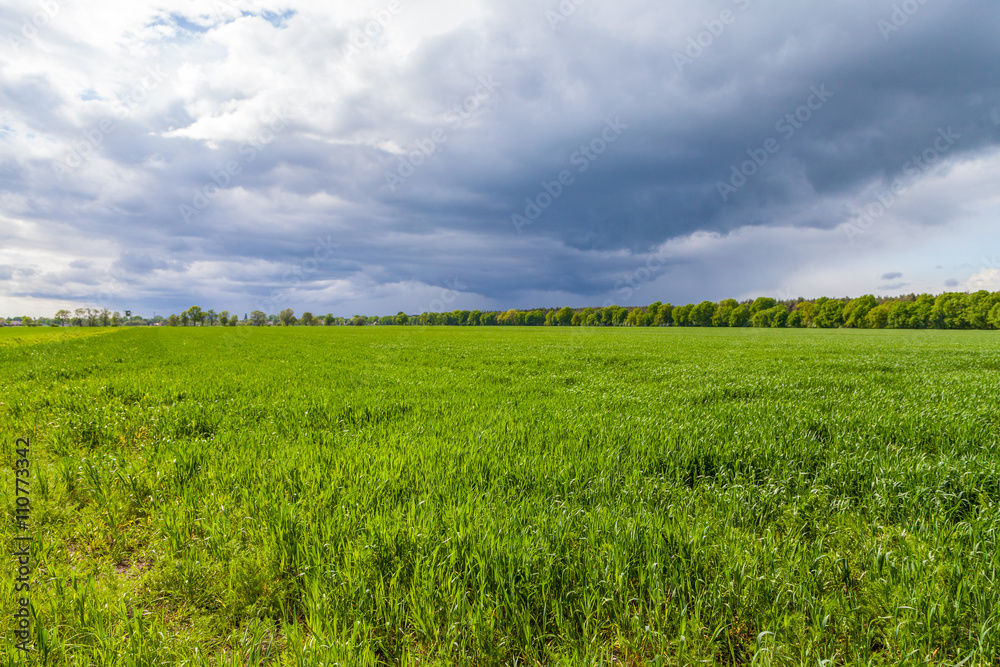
xmin=1 ymin=0 xmax=999 ymax=318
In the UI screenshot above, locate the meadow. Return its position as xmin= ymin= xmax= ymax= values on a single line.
xmin=2 ymin=326 xmax=999 ymax=665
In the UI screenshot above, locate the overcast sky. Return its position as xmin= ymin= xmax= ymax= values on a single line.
xmin=2 ymin=0 xmax=999 ymax=317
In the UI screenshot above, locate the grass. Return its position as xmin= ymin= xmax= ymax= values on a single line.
xmin=2 ymin=326 xmax=999 ymax=665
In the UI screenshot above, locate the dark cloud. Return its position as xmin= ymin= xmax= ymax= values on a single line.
xmin=2 ymin=0 xmax=999 ymax=315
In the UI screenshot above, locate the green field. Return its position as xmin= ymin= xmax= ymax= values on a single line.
xmin=2 ymin=327 xmax=999 ymax=665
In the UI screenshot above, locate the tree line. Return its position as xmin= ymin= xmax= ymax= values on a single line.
xmin=9 ymin=290 xmax=1000 ymax=330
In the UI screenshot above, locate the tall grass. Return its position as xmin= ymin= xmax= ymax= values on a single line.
xmin=2 ymin=327 xmax=999 ymax=665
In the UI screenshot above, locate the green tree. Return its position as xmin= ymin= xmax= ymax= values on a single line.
xmin=713 ymin=299 xmax=739 ymax=327
xmin=812 ymin=298 xmax=845 ymax=328
xmin=554 ymin=307 xmax=574 ymax=326
xmin=324 ymin=313 xmax=335 ymax=326
xmin=168 ymin=314 xmax=179 ymax=326
xmin=672 ymin=304 xmax=693 ymax=326
xmin=751 ymin=305 xmax=787 ymax=328
xmin=525 ymin=310 xmax=546 ymax=326
xmin=689 ymin=301 xmax=718 ymax=327
xmin=250 ymin=311 xmax=268 ymax=326
xmin=750 ymin=297 xmax=776 ymax=314
xmin=279 ymin=309 xmax=296 ymax=326
xmin=989 ymin=303 xmax=1000 ymax=330
xmin=186 ymin=306 xmax=204 ymax=326
xmin=865 ymin=302 xmax=897 ymax=329
xmin=350 ymin=315 xmax=368 ymax=326
xmin=930 ymin=293 xmax=968 ymax=329
xmin=843 ymin=295 xmax=877 ymax=328
xmin=728 ymin=305 xmax=751 ymax=327
xmin=54 ymin=309 xmax=70 ymax=326
xmin=111 ymin=311 xmax=122 ymax=327
xmin=654 ymin=303 xmax=674 ymax=326
xmin=300 ymin=312 xmax=315 ymax=326
xmin=396 ymin=311 xmax=410 ymax=326
xmin=966 ymin=291 xmax=1000 ymax=329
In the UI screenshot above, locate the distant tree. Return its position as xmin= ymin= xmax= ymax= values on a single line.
xmin=625 ymin=307 xmax=649 ymax=326
xmin=966 ymin=291 xmax=1000 ymax=329
xmin=654 ymin=304 xmax=674 ymax=326
xmin=168 ymin=314 xmax=179 ymax=326
xmin=812 ymin=298 xmax=845 ymax=328
xmin=713 ymin=299 xmax=739 ymax=327
xmin=750 ymin=297 xmax=777 ymax=314
xmin=729 ymin=304 xmax=751 ymax=327
xmin=751 ymin=305 xmax=787 ymax=328
xmin=205 ymin=309 xmax=218 ymax=326
xmin=552 ymin=306 xmax=573 ymax=326
xmin=522 ymin=309 xmax=543 ymax=326
xmin=324 ymin=313 xmax=335 ymax=326
xmin=795 ymin=302 xmax=815 ymax=327
xmin=54 ymin=309 xmax=70 ymax=326
xmin=573 ymin=307 xmax=595 ymax=326
xmin=690 ymin=301 xmax=718 ymax=327
xmin=229 ymin=315 xmax=238 ymax=326
xmin=111 ymin=311 xmax=122 ymax=327
xmin=989 ymin=303 xmax=1000 ymax=330
xmin=100 ymin=308 xmax=111 ymax=327
xmin=786 ymin=310 xmax=806 ymax=328
xmin=348 ymin=315 xmax=366 ymax=326
xmin=186 ymin=306 xmax=204 ymax=326
xmin=672 ymin=304 xmax=693 ymax=326
xmin=300 ymin=312 xmax=315 ymax=326
xmin=180 ymin=312 xmax=189 ymax=326
xmin=843 ymin=295 xmax=877 ymax=328
xmin=930 ymin=293 xmax=968 ymax=329
xmin=279 ymin=308 xmax=296 ymax=326
xmin=865 ymin=302 xmax=897 ymax=329
xmin=767 ymin=305 xmax=789 ymax=328
xmin=481 ymin=312 xmax=498 ymax=326
xmin=21 ymin=316 xmax=34 ymax=327
xmin=219 ymin=310 xmax=230 ymax=326
xmin=250 ymin=310 xmax=268 ymax=326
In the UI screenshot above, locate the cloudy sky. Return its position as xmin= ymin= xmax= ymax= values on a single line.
xmin=2 ymin=0 xmax=999 ymax=317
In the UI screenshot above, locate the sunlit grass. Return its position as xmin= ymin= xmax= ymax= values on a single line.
xmin=2 ymin=326 xmax=999 ymax=665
